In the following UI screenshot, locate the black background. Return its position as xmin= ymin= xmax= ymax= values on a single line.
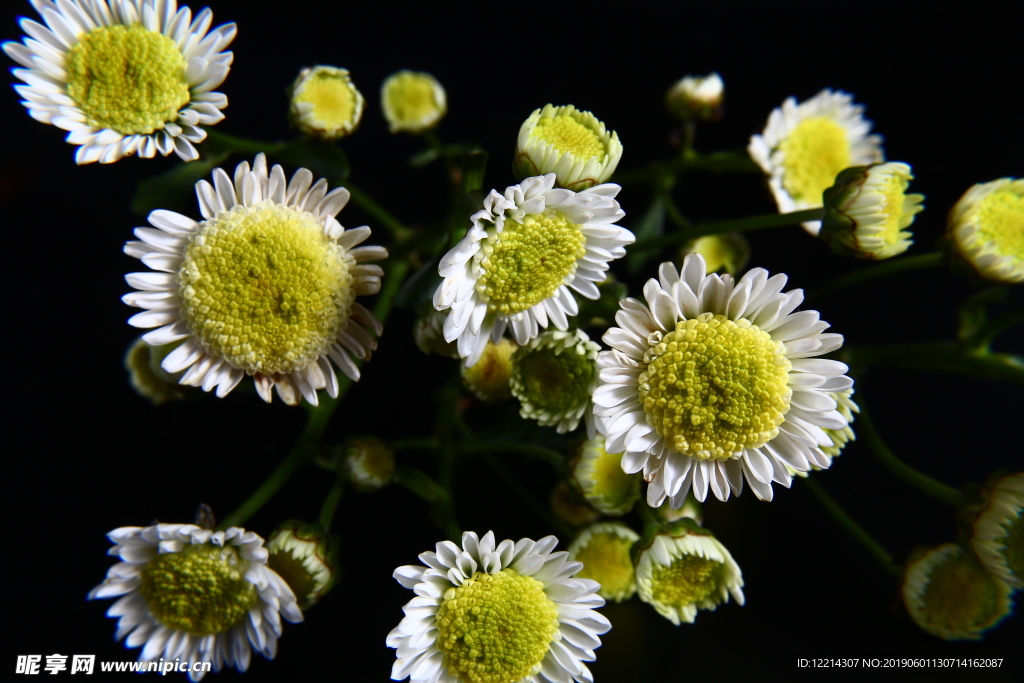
xmin=3 ymin=0 xmax=1021 ymax=681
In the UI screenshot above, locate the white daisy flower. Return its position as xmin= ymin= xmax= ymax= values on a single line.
xmin=510 ymin=329 xmax=601 ymax=435
xmin=123 ymin=153 xmax=387 ymax=406
xmin=902 ymin=543 xmax=1014 ymax=641
xmin=434 ymin=173 xmax=633 ymax=366
xmin=514 ymin=104 xmax=623 ymax=192
xmin=289 ymin=65 xmax=364 ymax=140
xmin=634 ymin=520 xmax=744 ymax=625
xmin=946 ymin=178 xmax=1023 ymax=283
xmin=266 ymin=520 xmax=340 ymax=610
xmin=969 ymin=472 xmax=1023 ymax=589
xmin=570 ymin=434 xmax=641 ymax=516
xmin=665 ymin=72 xmax=724 ymax=122
xmin=748 ymin=89 xmax=884 ymax=235
xmin=568 ymin=521 xmax=640 ymax=603
xmin=381 ymin=70 xmax=446 ymax=134
xmin=88 ymin=523 xmax=303 ymax=681
xmin=3 ymin=0 xmax=235 ymax=164
xmin=387 ymin=530 xmax=610 ymax=683
xmin=593 ymin=253 xmax=852 ymax=506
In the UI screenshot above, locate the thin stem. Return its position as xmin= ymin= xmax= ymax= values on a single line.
xmin=807 ymin=252 xmax=945 ymax=304
xmin=478 ymin=452 xmax=573 ymax=538
xmin=343 ymin=181 xmax=411 ymax=241
xmin=318 ymin=480 xmax=344 ymax=532
xmin=842 ymin=342 xmax=1024 ymax=385
xmin=613 ymin=150 xmax=761 ymax=185
xmin=458 ymin=441 xmax=568 ymax=477
xmin=631 ymin=208 xmax=824 ymax=251
xmin=635 ymin=499 xmax=663 ymax=529
xmin=800 ymin=478 xmax=902 ymax=580
xmin=969 ymin=307 xmax=1024 ymax=353
xmin=856 ymin=405 xmax=963 ymax=508
xmin=203 ymin=129 xmax=285 ymax=156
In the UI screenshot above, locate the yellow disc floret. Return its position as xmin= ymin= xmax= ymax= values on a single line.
xmin=293 ymin=67 xmax=361 ymax=136
xmin=65 ymin=25 xmax=190 ymax=135
xmin=649 ymin=553 xmax=725 ymax=608
xmin=179 ymin=202 xmax=353 ymax=376
xmin=971 ymin=188 xmax=1024 ymax=265
xmin=639 ymin=313 xmax=792 ymax=460
xmin=382 ymin=71 xmax=445 ymax=132
xmin=435 ymin=569 xmax=559 ymax=683
xmin=512 ymin=344 xmax=594 ymax=414
xmin=531 ymin=114 xmax=607 ymax=160
xmin=918 ymin=551 xmax=1009 ymax=639
xmin=780 ymin=116 xmax=851 ymax=205
xmin=139 ymin=544 xmax=258 ymax=636
xmin=574 ymin=532 xmax=637 ymax=601
xmin=476 ymin=212 xmax=585 ymax=315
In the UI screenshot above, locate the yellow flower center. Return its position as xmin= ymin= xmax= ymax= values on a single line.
xmin=919 ymin=552 xmax=1009 ymax=637
xmin=639 ymin=313 xmax=792 ymax=460
xmin=65 ymin=24 xmax=190 ymax=135
xmin=531 ymin=114 xmax=606 ymax=160
xmin=294 ymin=68 xmax=359 ymax=133
xmin=579 ymin=443 xmax=639 ymax=512
xmin=972 ymin=187 xmax=1024 ymax=263
xmin=876 ymin=171 xmax=916 ymax=245
xmin=383 ymin=71 xmax=442 ymax=130
xmin=780 ymin=116 xmax=852 ymax=205
xmin=512 ymin=342 xmax=595 ymax=415
xmin=574 ymin=533 xmax=636 ymax=600
xmin=435 ymin=569 xmax=559 ymax=683
xmin=139 ymin=544 xmax=258 ymax=636
xmin=475 ymin=212 xmax=585 ymax=315
xmin=650 ymin=553 xmax=724 ymax=607
xmin=179 ymin=201 xmax=353 ymax=376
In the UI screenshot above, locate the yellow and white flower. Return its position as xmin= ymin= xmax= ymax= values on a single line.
xmin=570 ymin=435 xmax=641 ymax=516
xmin=594 ymin=254 xmax=852 ymax=506
xmin=946 ymin=178 xmax=1023 ymax=283
xmin=511 ymin=329 xmax=601 ymax=435
xmin=461 ymin=338 xmax=517 ymax=403
xmin=266 ymin=520 xmax=340 ymax=610
xmin=665 ymin=72 xmax=724 ymax=121
xmin=387 ymin=531 xmax=610 ymax=683
xmin=89 ymin=524 xmax=302 ymax=681
xmin=434 ymin=174 xmax=632 ymax=366
xmin=381 ymin=70 xmax=446 ymax=134
xmin=123 ymin=154 xmax=387 ymax=406
xmin=748 ymin=89 xmax=884 ymax=235
xmin=4 ymin=0 xmax=235 ymax=164
xmin=514 ymin=104 xmax=623 ymax=191
xmin=969 ymin=472 xmax=1023 ymax=589
xmin=289 ymin=65 xmax=364 ymax=140
xmin=568 ymin=522 xmax=640 ymax=603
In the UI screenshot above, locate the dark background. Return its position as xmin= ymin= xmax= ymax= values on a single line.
xmin=3 ymin=0 xmax=1021 ymax=681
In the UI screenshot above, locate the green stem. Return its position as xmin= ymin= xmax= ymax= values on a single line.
xmin=343 ymin=181 xmax=412 ymax=242
xmin=631 ymin=208 xmax=824 ymax=251
xmin=478 ymin=452 xmax=573 ymax=538
xmin=807 ymin=252 xmax=945 ymax=304
xmin=203 ymin=129 xmax=286 ymax=156
xmin=613 ymin=150 xmax=761 ymax=185
xmin=318 ymin=480 xmax=344 ymax=532
xmin=856 ymin=405 xmax=963 ymax=508
xmin=842 ymin=343 xmax=1024 ymax=385
xmin=635 ymin=499 xmax=664 ymax=529
xmin=800 ymin=478 xmax=902 ymax=580
xmin=968 ymin=307 xmax=1024 ymax=353
xmin=458 ymin=441 xmax=568 ymax=477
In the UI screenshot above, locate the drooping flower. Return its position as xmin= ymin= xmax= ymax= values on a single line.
xmin=902 ymin=543 xmax=1014 ymax=641
xmin=570 ymin=435 xmax=642 ymax=516
xmin=435 ymin=174 xmax=632 ymax=366
xmin=123 ymin=154 xmax=387 ymax=406
xmin=4 ymin=0 xmax=235 ymax=164
xmin=266 ymin=520 xmax=340 ymax=610
xmin=381 ymin=70 xmax=446 ymax=134
xmin=89 ymin=524 xmax=302 ymax=681
xmin=387 ymin=531 xmax=610 ymax=683
xmin=461 ymin=338 xmax=517 ymax=404
xmin=510 ymin=329 xmax=601 ymax=435
xmin=594 ymin=254 xmax=852 ymax=506
xmin=665 ymin=72 xmax=724 ymax=122
xmin=342 ymin=435 xmax=395 ymax=492
xmin=634 ymin=519 xmax=744 ymax=625
xmin=124 ymin=337 xmax=185 ymax=405
xmin=514 ymin=104 xmax=623 ymax=191
xmin=945 ymin=178 xmax=1023 ymax=283
xmin=968 ymin=472 xmax=1023 ymax=589
xmin=289 ymin=65 xmax=364 ymax=140
xmin=568 ymin=522 xmax=640 ymax=603
xmin=748 ymin=89 xmax=884 ymax=235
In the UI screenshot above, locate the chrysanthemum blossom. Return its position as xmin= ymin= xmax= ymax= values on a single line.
xmin=969 ymin=472 xmax=1023 ymax=589
xmin=902 ymin=543 xmax=1014 ymax=641
xmin=634 ymin=520 xmax=744 ymax=625
xmin=289 ymin=65 xmax=364 ymax=140
xmin=511 ymin=329 xmax=601 ymax=435
xmin=88 ymin=524 xmax=302 ymax=681
xmin=3 ymin=0 xmax=234 ymax=164
xmin=461 ymin=338 xmax=517 ymax=404
xmin=946 ymin=178 xmax=1023 ymax=283
xmin=266 ymin=520 xmax=340 ymax=610
xmin=820 ymin=162 xmax=924 ymax=259
xmin=594 ymin=254 xmax=852 ymax=506
xmin=748 ymin=89 xmax=884 ymax=235
xmin=515 ymin=104 xmax=623 ymax=191
xmin=435 ymin=174 xmax=632 ymax=366
xmin=123 ymin=154 xmax=387 ymax=406
xmin=570 ymin=435 xmax=641 ymax=516
xmin=387 ymin=530 xmax=610 ymax=683
xmin=665 ymin=72 xmax=724 ymax=122
xmin=381 ymin=70 xmax=446 ymax=134
xmin=568 ymin=522 xmax=640 ymax=603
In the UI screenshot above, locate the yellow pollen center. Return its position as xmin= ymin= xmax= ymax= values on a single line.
xmin=475 ymin=212 xmax=585 ymax=315
xmin=384 ymin=73 xmax=441 ymax=125
xmin=973 ymin=189 xmax=1024 ymax=263
xmin=513 ymin=345 xmax=594 ymax=413
xmin=179 ymin=201 xmax=353 ymax=376
xmin=638 ymin=313 xmax=792 ymax=460
xmin=531 ymin=114 xmax=607 ymax=160
xmin=780 ymin=116 xmax=852 ymax=205
xmin=876 ymin=172 xmax=915 ymax=245
xmin=294 ymin=71 xmax=358 ymax=130
xmin=650 ymin=553 xmax=724 ymax=607
xmin=588 ymin=448 xmax=636 ymax=504
xmin=574 ymin=534 xmax=636 ymax=599
xmin=434 ymin=569 xmax=559 ymax=683
xmin=139 ymin=544 xmax=258 ymax=636
xmin=920 ymin=554 xmax=1008 ymax=634
xmin=65 ymin=24 xmax=190 ymax=135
